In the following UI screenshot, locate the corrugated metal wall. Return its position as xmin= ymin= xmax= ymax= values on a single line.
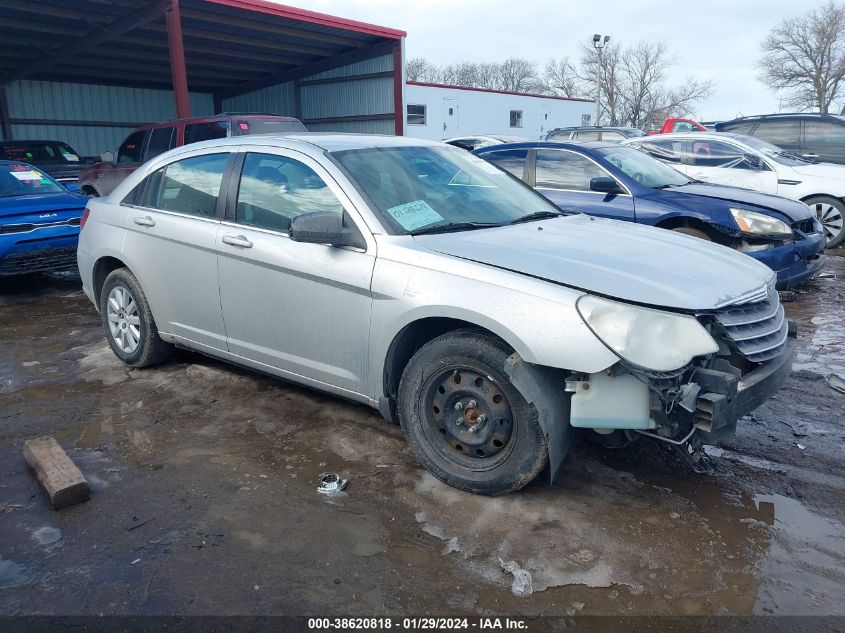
xmin=4 ymin=80 xmax=213 ymax=156
xmin=222 ymin=53 xmax=396 ymax=135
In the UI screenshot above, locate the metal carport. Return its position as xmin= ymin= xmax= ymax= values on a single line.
xmin=0 ymin=0 xmax=406 ymax=155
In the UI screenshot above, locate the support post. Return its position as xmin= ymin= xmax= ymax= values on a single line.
xmin=0 ymin=85 xmax=12 ymax=140
xmin=165 ymin=0 xmax=190 ymax=119
xmin=393 ymin=38 xmax=404 ymax=136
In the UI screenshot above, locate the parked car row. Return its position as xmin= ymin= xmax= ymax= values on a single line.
xmin=78 ymin=134 xmax=796 ymax=495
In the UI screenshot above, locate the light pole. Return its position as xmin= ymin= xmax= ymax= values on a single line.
xmin=592 ymin=34 xmax=610 ymax=126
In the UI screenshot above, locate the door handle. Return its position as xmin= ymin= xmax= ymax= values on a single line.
xmin=222 ymin=234 xmax=253 ymax=248
xmin=132 ymin=216 xmax=155 ymax=227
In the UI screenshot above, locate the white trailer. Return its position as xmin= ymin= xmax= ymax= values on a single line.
xmin=404 ymin=81 xmax=594 ymax=141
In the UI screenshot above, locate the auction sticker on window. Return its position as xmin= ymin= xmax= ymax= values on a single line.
xmin=387 ymin=200 xmax=444 ymax=231
xmin=10 ymin=170 xmax=44 ymax=181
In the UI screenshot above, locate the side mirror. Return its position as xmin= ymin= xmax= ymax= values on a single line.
xmin=590 ymin=176 xmax=624 ymax=195
xmin=289 ymin=211 xmax=365 ymax=249
xmin=100 ymin=150 xmax=115 ymax=163
xmin=744 ymin=154 xmax=763 ymax=170
xmin=64 ymin=182 xmax=82 ymax=194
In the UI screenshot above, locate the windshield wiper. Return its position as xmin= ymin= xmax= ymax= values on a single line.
xmin=409 ymin=221 xmax=504 ymax=236
xmin=654 ymin=183 xmax=686 ymax=189
xmin=509 ymin=210 xmax=563 ymax=224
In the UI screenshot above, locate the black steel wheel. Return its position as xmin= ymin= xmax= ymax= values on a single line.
xmin=398 ymin=329 xmax=548 ymax=495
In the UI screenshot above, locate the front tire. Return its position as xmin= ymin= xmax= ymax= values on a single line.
xmin=671 ymin=226 xmax=711 ymax=241
xmin=805 ymin=196 xmax=845 ymax=248
xmin=397 ymin=330 xmax=548 ymax=495
xmin=100 ymin=268 xmax=172 ymax=368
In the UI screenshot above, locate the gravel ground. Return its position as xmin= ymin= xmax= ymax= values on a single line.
xmin=0 ymin=252 xmax=843 ymax=617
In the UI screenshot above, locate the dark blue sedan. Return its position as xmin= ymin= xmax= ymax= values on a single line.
xmin=473 ymin=142 xmax=825 ymax=289
xmin=0 ymin=160 xmax=87 ymax=275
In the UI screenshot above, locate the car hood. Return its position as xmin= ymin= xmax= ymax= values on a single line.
xmin=666 ymin=183 xmax=813 ymax=221
xmin=789 ymin=162 xmax=845 ymax=179
xmin=414 ymin=214 xmax=774 ymax=311
xmin=0 ymin=192 xmax=87 ymax=219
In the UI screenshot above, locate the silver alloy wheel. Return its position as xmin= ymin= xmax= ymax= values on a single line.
xmin=812 ymin=201 xmax=844 ymax=244
xmin=106 ymin=286 xmax=141 ymax=354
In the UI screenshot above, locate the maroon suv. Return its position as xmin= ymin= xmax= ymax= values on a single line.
xmin=79 ymin=114 xmax=306 ymax=197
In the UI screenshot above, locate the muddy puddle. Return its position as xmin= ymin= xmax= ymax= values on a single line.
xmin=1 ymin=260 xmax=844 ymax=616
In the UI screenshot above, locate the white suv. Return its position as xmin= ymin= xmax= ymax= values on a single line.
xmin=625 ymin=132 xmax=845 ymax=247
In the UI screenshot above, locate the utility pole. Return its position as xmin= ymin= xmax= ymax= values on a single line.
xmin=592 ymin=34 xmax=610 ymax=126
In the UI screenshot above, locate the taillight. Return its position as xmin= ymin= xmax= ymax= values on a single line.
xmin=80 ymin=207 xmax=90 ymax=231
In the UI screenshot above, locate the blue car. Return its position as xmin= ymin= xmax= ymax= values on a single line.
xmin=0 ymin=160 xmax=87 ymax=275
xmin=473 ymin=142 xmax=825 ymax=289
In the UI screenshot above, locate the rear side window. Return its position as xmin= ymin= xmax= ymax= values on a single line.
xmin=481 ymin=149 xmax=528 ymax=179
xmin=546 ymin=130 xmax=571 ymax=141
xmin=720 ymin=121 xmax=756 ymax=135
xmin=145 ymin=126 xmax=176 ymax=160
xmin=636 ymin=139 xmax=685 ymax=164
xmin=753 ymin=120 xmax=800 ymax=146
xmin=599 ymin=131 xmax=625 ymax=142
xmin=234 ymin=153 xmax=344 ymax=232
xmin=117 ymin=130 xmax=148 ymax=164
xmin=575 ymin=130 xmax=600 ymax=141
xmin=535 ymin=150 xmax=606 ymax=190
xmin=184 ymin=121 xmax=229 ymax=145
xmin=141 ymin=153 xmax=230 ymax=218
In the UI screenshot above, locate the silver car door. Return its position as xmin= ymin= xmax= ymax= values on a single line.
xmin=121 ymin=149 xmax=234 ymax=352
xmin=215 ymin=147 xmax=376 ymax=397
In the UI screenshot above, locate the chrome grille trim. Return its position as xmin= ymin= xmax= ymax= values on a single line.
xmin=712 ymin=288 xmax=789 ymax=363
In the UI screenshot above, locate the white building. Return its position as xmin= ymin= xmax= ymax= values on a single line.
xmin=404 ymin=81 xmax=594 ymax=141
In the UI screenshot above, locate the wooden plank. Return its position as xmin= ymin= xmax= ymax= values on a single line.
xmin=22 ymin=437 xmax=90 ymax=510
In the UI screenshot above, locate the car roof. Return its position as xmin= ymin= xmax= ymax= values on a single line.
xmin=137 ymin=113 xmax=302 ymax=128
xmin=475 ymin=140 xmax=619 ymax=152
xmin=177 ymin=133 xmax=445 ymax=154
xmin=720 ymin=112 xmax=845 ymax=123
xmin=628 ymin=131 xmax=749 ymax=142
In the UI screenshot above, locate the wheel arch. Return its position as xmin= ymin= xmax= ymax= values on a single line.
xmin=655 ymin=214 xmax=721 ymax=240
xmin=92 ymin=255 xmax=132 ymax=304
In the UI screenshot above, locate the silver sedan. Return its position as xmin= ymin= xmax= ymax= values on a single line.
xmin=78 ymin=134 xmax=794 ymax=494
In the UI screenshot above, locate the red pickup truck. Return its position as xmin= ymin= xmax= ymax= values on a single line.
xmin=648 ymin=118 xmax=708 ymax=135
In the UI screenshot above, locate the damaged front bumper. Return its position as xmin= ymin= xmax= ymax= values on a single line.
xmin=569 ymin=324 xmax=796 ymax=443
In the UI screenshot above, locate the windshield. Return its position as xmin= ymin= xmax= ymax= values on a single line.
xmin=0 ymin=163 xmax=65 ymax=197
xmin=736 ymin=135 xmax=814 ymax=166
xmin=595 ymin=146 xmax=690 ymax=188
xmin=0 ymin=142 xmax=81 ymax=164
xmin=331 ymin=145 xmax=561 ymax=234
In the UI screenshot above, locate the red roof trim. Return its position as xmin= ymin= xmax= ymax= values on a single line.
xmin=407 ymin=81 xmax=593 ymax=103
xmin=203 ymin=0 xmax=407 ymax=39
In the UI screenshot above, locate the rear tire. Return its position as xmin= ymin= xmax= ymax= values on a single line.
xmin=397 ymin=329 xmax=548 ymax=495
xmin=804 ymin=195 xmax=845 ymax=248
xmin=100 ymin=268 xmax=172 ymax=368
xmin=671 ymin=226 xmax=711 ymax=241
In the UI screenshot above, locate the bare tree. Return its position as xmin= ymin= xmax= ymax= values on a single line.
xmin=497 ymin=58 xmax=541 ymax=92
xmin=541 ymin=57 xmax=581 ymax=98
xmin=406 ymin=57 xmax=437 ymax=82
xmin=759 ymin=1 xmax=845 ymax=113
xmin=579 ymin=40 xmax=711 ymax=128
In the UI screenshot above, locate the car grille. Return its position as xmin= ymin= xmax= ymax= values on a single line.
xmin=0 ymin=216 xmax=81 ymax=235
xmin=712 ymin=289 xmax=788 ymax=363
xmin=0 ymin=246 xmax=78 ymax=275
xmin=792 ymin=218 xmax=817 ymax=234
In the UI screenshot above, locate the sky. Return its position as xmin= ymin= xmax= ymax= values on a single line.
xmin=298 ymin=0 xmax=829 ymax=122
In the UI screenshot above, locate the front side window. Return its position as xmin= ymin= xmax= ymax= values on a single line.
xmin=184 ymin=121 xmax=230 ymax=145
xmin=481 ymin=149 xmax=528 ymax=179
xmin=143 ymin=153 xmax=230 ymax=218
xmin=804 ymin=120 xmax=845 ymax=146
xmin=235 ymin=153 xmax=343 ymax=232
xmin=145 ymin=126 xmax=176 ymax=161
xmin=117 ymin=130 xmax=148 ymax=164
xmin=689 ymin=140 xmax=752 ymax=169
xmin=407 ymin=104 xmax=427 ymax=126
xmin=535 ymin=150 xmax=606 ymax=191
xmin=753 ymin=120 xmax=800 ymax=146
xmin=332 ymin=145 xmax=559 ymax=235
xmin=509 ymin=110 xmax=523 ymax=128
